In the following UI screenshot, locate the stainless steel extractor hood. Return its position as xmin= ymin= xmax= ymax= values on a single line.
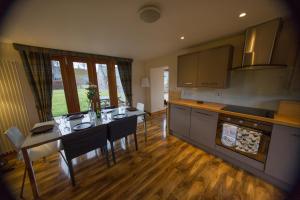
xmin=237 ymin=18 xmax=286 ymax=70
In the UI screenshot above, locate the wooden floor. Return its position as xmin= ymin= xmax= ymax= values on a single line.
xmin=3 ymin=113 xmax=285 ymax=200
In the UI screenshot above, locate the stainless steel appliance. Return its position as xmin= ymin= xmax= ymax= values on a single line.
xmin=216 ymin=106 xmax=274 ymax=163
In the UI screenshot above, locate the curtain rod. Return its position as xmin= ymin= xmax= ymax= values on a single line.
xmin=13 ymin=43 xmax=133 ymax=63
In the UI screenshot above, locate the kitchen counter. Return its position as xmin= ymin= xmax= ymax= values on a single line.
xmin=169 ymin=99 xmax=300 ymax=128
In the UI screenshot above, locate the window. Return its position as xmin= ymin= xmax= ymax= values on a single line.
xmin=115 ymin=65 xmax=127 ymax=106
xmin=51 ymin=60 xmax=68 ymax=116
xmin=50 ymin=54 xmax=130 ymax=116
xmin=96 ymin=64 xmax=111 ymax=108
xmin=72 ymin=62 xmax=90 ymax=111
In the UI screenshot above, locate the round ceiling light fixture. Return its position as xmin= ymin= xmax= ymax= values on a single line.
xmin=139 ymin=5 xmax=161 ymax=23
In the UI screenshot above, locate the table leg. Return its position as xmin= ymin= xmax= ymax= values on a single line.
xmin=21 ymin=148 xmax=39 ymax=199
xmin=144 ymin=114 xmax=147 ymax=142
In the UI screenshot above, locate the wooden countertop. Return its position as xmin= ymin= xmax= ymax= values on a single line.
xmin=169 ymin=99 xmax=300 ymax=129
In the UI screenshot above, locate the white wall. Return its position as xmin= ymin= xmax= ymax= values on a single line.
xmin=132 ymin=60 xmax=146 ymax=107
xmin=150 ymin=67 xmax=165 ymax=113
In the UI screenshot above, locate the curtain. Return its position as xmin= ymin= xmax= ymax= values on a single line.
xmin=117 ymin=60 xmax=132 ymax=106
xmin=17 ymin=48 xmax=53 ymax=122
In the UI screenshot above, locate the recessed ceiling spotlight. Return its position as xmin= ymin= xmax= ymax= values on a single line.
xmin=180 ymin=36 xmax=185 ymax=40
xmin=239 ymin=12 xmax=247 ymax=18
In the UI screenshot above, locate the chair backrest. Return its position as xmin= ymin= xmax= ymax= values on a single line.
xmin=61 ymin=124 xmax=108 ymax=160
xmin=108 ymin=115 xmax=137 ymax=141
xmin=137 ymin=103 xmax=144 ymax=111
xmin=4 ymin=127 xmax=25 ymax=152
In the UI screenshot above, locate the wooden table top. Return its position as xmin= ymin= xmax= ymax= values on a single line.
xmin=169 ymin=99 xmax=300 ymax=129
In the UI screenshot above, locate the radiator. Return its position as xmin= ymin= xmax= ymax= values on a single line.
xmin=0 ymin=60 xmax=31 ymax=154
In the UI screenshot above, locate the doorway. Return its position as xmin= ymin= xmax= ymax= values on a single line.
xmin=163 ymin=69 xmax=169 ymax=107
xmin=150 ymin=66 xmax=169 ymax=113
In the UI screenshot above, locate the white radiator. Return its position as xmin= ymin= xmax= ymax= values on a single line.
xmin=0 ymin=60 xmax=31 ymax=154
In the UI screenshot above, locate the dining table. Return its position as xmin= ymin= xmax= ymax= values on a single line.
xmin=21 ymin=107 xmax=147 ymax=199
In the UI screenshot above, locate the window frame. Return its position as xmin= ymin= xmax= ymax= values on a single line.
xmin=50 ymin=55 xmax=120 ymax=115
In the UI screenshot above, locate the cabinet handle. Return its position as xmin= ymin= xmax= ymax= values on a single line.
xmin=175 ymin=107 xmax=186 ymax=111
xmin=195 ymin=111 xmax=211 ymax=116
xmin=292 ymin=134 xmax=300 ymax=138
xmin=184 ymin=82 xmax=193 ymax=85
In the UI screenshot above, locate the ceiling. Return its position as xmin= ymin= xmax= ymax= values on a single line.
xmin=0 ymin=0 xmax=287 ymax=61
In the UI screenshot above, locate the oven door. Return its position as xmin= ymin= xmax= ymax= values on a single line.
xmin=216 ymin=121 xmax=271 ymax=163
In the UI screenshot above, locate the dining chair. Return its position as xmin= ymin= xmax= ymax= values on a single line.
xmin=137 ymin=103 xmax=145 ymax=123
xmin=61 ymin=124 xmax=109 ymax=186
xmin=4 ymin=127 xmax=62 ymax=198
xmin=108 ymin=115 xmax=138 ymax=164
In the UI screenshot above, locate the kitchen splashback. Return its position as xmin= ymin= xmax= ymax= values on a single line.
xmin=181 ymin=68 xmax=300 ymax=110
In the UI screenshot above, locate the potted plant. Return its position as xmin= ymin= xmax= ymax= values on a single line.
xmin=86 ymin=84 xmax=98 ymax=112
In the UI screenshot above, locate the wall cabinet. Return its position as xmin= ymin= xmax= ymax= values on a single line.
xmin=169 ymin=104 xmax=191 ymax=138
xmin=177 ymin=45 xmax=233 ymax=88
xmin=190 ymin=108 xmax=218 ymax=148
xmin=177 ymin=53 xmax=198 ymax=87
xmin=265 ymin=125 xmax=300 ymax=186
xmin=196 ymin=45 xmax=233 ymax=88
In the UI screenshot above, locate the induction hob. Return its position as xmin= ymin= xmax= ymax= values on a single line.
xmin=222 ymin=105 xmax=275 ymax=118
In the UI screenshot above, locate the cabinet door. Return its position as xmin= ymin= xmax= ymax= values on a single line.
xmin=265 ymin=125 xmax=300 ymax=186
xmin=196 ymin=45 xmax=232 ymax=88
xmin=170 ymin=104 xmax=191 ymax=138
xmin=177 ymin=53 xmax=198 ymax=87
xmin=190 ymin=108 xmax=218 ymax=148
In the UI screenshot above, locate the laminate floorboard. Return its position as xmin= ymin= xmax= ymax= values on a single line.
xmin=3 ymin=113 xmax=285 ymax=200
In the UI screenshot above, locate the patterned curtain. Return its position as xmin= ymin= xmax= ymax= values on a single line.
xmin=117 ymin=60 xmax=132 ymax=106
xmin=17 ymin=49 xmax=53 ymax=122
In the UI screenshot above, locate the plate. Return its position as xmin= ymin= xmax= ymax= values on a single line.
xmin=31 ymin=124 xmax=54 ymax=134
xmin=68 ymin=114 xmax=84 ymax=120
xmin=126 ymin=107 xmax=137 ymax=111
xmin=113 ymin=114 xmax=126 ymax=120
xmin=73 ymin=122 xmax=92 ymax=131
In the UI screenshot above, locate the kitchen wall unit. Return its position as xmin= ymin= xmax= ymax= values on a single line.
xmin=177 ymin=53 xmax=198 ymax=87
xmin=271 ymin=19 xmax=299 ymax=67
xmin=196 ymin=45 xmax=233 ymax=88
xmin=265 ymin=125 xmax=300 ymax=186
xmin=177 ymin=45 xmax=233 ymax=88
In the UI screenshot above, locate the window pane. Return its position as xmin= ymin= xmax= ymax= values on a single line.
xmin=73 ymin=62 xmax=89 ymax=111
xmin=51 ymin=60 xmax=68 ymax=116
xmin=115 ymin=65 xmax=127 ymax=106
xmin=96 ymin=64 xmax=110 ymax=108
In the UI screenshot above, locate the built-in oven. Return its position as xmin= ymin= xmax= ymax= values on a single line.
xmin=216 ymin=114 xmax=273 ymax=163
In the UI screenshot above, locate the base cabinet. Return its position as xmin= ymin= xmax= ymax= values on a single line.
xmin=190 ymin=109 xmax=218 ymax=148
xmin=169 ymin=104 xmax=191 ymax=138
xmin=265 ymin=125 xmax=300 ymax=186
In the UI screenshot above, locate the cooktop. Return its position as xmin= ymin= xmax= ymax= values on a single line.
xmin=222 ymin=105 xmax=275 ymax=118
